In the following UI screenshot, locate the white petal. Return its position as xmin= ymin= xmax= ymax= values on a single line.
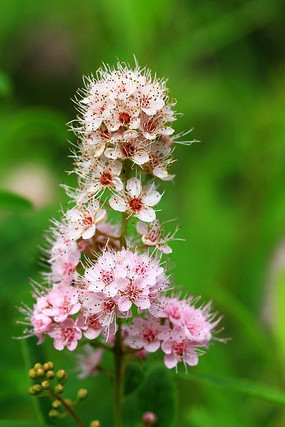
xmin=95 ymin=208 xmax=107 ymax=223
xmin=109 ymin=196 xmax=127 ymax=212
xmin=142 ymin=191 xmax=162 ymax=207
xmin=160 ymin=244 xmax=172 ymax=254
xmin=113 ymin=177 xmax=124 ymax=192
xmin=104 ymin=148 xmax=120 ymax=160
xmin=126 ymin=177 xmax=142 ymax=198
xmin=133 ymin=152 xmax=149 ymax=165
xmin=112 ymin=160 xmax=122 ymax=175
xmin=153 ymin=167 xmax=168 ymax=179
xmin=136 ymin=207 xmax=156 ymax=222
xmin=82 ymin=224 xmax=96 ymax=239
xmin=136 ymin=221 xmax=148 ymax=236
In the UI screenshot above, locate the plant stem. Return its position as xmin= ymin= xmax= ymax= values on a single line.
xmin=114 ymin=318 xmax=124 ymax=427
xmin=52 ymin=391 xmax=86 ymax=427
xmin=113 ymin=159 xmax=130 ymax=426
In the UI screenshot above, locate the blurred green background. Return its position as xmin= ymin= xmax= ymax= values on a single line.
xmin=1 ymin=0 xmax=285 ymax=426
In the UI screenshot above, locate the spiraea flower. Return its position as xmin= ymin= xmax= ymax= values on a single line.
xmin=20 ymin=59 xmax=221 ymax=383
xmin=109 ymin=177 xmax=162 ymax=222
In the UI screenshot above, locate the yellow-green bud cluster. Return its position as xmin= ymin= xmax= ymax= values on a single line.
xmin=27 ymin=361 xmax=89 ymax=423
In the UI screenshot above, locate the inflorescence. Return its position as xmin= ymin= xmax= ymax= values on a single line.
xmin=19 ymin=60 xmax=221 ymax=373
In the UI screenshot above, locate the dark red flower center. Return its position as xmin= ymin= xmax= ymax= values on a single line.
xmin=129 ymin=198 xmax=143 ymax=212
xmin=100 ymin=172 xmax=113 ymax=186
xmin=119 ymin=112 xmax=131 ymax=125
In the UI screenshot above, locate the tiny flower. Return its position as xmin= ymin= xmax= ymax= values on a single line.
xmin=136 ymin=220 xmax=172 ymax=254
xmin=75 ymin=345 xmax=103 ymax=379
xmin=109 ymin=177 xmax=162 ymax=222
xmin=78 ymin=159 xmax=123 ymax=197
xmin=48 ymin=318 xmax=82 ymax=351
xmin=65 ymin=200 xmax=106 ymax=240
xmin=44 ymin=284 xmax=81 ymax=322
xmin=76 ymin=314 xmax=103 ymax=339
xmin=161 ymin=327 xmax=199 ymax=369
xmin=124 ymin=316 xmax=170 ymax=352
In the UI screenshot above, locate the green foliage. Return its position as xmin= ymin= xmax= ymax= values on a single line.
xmin=124 ymin=362 xmax=144 ymax=396
xmin=138 ymin=365 xmax=177 ymax=427
xmin=0 ymin=190 xmax=33 ymax=211
xmin=178 ymin=372 xmax=285 ymax=406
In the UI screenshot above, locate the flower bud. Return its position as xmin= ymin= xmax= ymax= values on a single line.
xmin=41 ymin=381 xmax=50 ymax=390
xmin=90 ymin=421 xmax=100 ymax=427
xmin=77 ymin=389 xmax=88 ymax=400
xmin=31 ymin=384 xmax=42 ymax=395
xmin=28 ymin=386 xmax=36 ymax=395
xmin=56 ymin=369 xmax=67 ymax=382
xmin=43 ymin=362 xmax=54 ymax=371
xmin=49 ymin=409 xmax=60 ymax=419
xmin=46 ymin=370 xmax=55 ymax=379
xmin=142 ymin=411 xmax=157 ymax=426
xmin=64 ymin=399 xmax=73 ymax=406
xmin=36 ymin=368 xmax=45 ymax=379
xmin=28 ymin=369 xmax=37 ymax=380
xmin=52 ymin=400 xmax=62 ymax=409
xmin=34 ymin=363 xmax=42 ymax=370
xmin=54 ymin=384 xmax=64 ymax=394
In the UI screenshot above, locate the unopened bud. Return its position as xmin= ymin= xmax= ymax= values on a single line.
xmin=28 ymin=386 xmax=36 ymax=395
xmin=64 ymin=398 xmax=73 ymax=406
xmin=56 ymin=369 xmax=67 ymax=382
xmin=28 ymin=369 xmax=37 ymax=380
xmin=36 ymin=368 xmax=45 ymax=378
xmin=90 ymin=421 xmax=100 ymax=427
xmin=34 ymin=363 xmax=42 ymax=370
xmin=49 ymin=409 xmax=60 ymax=419
xmin=54 ymin=384 xmax=64 ymax=394
xmin=43 ymin=362 xmax=54 ymax=371
xmin=142 ymin=411 xmax=157 ymax=426
xmin=52 ymin=400 xmax=62 ymax=409
xmin=77 ymin=389 xmax=88 ymax=400
xmin=41 ymin=381 xmax=50 ymax=390
xmin=32 ymin=384 xmax=42 ymax=395
xmin=46 ymin=370 xmax=55 ymax=379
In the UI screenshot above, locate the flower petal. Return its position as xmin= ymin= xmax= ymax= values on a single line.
xmin=126 ymin=177 xmax=142 ymax=198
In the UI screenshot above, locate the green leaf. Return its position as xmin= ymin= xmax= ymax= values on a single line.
xmin=0 ymin=190 xmax=33 ymax=211
xmin=178 ymin=372 xmax=285 ymax=406
xmin=124 ymin=362 xmax=144 ymax=396
xmin=138 ymin=365 xmax=177 ymax=427
xmin=0 ymin=70 xmax=13 ymax=98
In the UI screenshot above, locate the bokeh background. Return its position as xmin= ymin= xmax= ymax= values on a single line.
xmin=1 ymin=0 xmax=285 ymax=426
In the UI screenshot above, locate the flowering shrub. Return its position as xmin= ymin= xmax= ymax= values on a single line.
xmin=20 ymin=60 xmax=221 ymax=426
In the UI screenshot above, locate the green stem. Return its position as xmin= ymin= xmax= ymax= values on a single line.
xmin=52 ymin=391 xmax=86 ymax=427
xmin=113 ymin=160 xmax=130 ymax=426
xmin=114 ymin=318 xmax=124 ymax=427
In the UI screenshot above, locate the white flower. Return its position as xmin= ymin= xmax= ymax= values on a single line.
xmin=65 ymin=200 xmax=106 ymax=240
xmin=109 ymin=177 xmax=162 ymax=222
xmin=104 ymin=131 xmax=150 ymax=166
xmin=136 ymin=220 xmax=172 ymax=254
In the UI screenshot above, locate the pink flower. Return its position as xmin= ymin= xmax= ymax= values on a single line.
xmin=84 ymin=251 xmax=121 ymax=297
xmin=48 ymin=318 xmax=82 ymax=351
xmin=44 ymin=285 xmax=81 ymax=322
xmin=75 ymin=345 xmax=103 ymax=379
xmin=161 ymin=328 xmax=199 ymax=369
xmin=109 ymin=177 xmax=161 ymax=222
xmin=76 ymin=314 xmax=102 ymax=339
xmin=80 ymin=291 xmax=125 ymax=330
xmin=124 ymin=316 xmax=170 ymax=352
xmin=181 ymin=305 xmax=214 ymax=344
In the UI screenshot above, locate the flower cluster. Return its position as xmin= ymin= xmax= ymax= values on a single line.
xmin=20 ymin=60 xmax=220 ymax=374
